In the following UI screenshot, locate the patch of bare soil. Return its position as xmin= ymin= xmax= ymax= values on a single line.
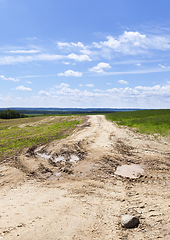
xmin=17 ymin=116 xmax=66 ymax=128
xmin=0 ymin=115 xmax=170 ymax=239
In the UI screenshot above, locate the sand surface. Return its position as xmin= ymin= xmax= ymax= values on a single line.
xmin=0 ymin=115 xmax=170 ymax=239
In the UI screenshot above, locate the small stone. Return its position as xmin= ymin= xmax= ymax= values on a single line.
xmin=121 ymin=214 xmax=139 ymax=228
xmin=140 ymin=205 xmax=145 ymax=208
xmin=115 ymin=164 xmax=144 ymax=178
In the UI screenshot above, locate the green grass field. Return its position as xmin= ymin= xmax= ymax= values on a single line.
xmin=106 ymin=109 xmax=170 ymax=137
xmin=0 ymin=115 xmax=80 ymax=157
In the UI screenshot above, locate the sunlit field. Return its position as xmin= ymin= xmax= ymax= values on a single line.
xmin=106 ymin=109 xmax=170 ymax=137
xmin=0 ymin=115 xmax=80 ymax=157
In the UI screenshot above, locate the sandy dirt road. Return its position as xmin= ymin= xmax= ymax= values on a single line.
xmin=0 ymin=115 xmax=170 ymax=239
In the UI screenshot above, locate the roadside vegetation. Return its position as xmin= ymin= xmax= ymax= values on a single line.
xmin=0 ymin=115 xmax=80 ymax=157
xmin=106 ymin=109 xmax=170 ymax=137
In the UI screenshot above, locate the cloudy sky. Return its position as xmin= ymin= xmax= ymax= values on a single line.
xmin=1 ymin=0 xmax=170 ymax=108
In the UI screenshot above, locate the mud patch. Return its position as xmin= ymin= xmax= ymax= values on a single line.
xmin=34 ymin=141 xmax=85 ymax=165
xmin=116 ymin=139 xmax=134 ymax=156
xmin=25 ymin=145 xmax=37 ymax=156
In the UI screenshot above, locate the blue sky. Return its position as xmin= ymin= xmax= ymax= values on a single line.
xmin=1 ymin=0 xmax=170 ymax=108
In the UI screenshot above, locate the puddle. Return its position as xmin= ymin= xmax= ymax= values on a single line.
xmin=53 ymin=156 xmax=66 ymax=163
xmin=70 ymin=155 xmax=79 ymax=163
xmin=36 ymin=153 xmax=52 ymax=160
xmin=35 ymin=148 xmax=79 ymax=164
xmin=35 ymin=147 xmax=52 ymax=160
xmin=53 ymin=155 xmax=79 ymax=163
xmin=115 ymin=164 xmax=144 ymax=178
xmin=53 ymin=172 xmax=61 ymax=177
xmin=34 ymin=146 xmax=44 ymax=153
xmin=48 ymin=172 xmax=61 ymax=180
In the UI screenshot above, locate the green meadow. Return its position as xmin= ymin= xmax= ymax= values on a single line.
xmin=106 ymin=109 xmax=170 ymax=137
xmin=0 ymin=115 xmax=80 ymax=157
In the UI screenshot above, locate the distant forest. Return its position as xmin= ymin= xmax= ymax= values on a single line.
xmin=0 ymin=108 xmax=143 ymax=116
xmin=0 ymin=109 xmax=27 ymax=119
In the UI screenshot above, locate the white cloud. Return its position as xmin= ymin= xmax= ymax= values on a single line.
xmin=57 ymin=41 xmax=92 ymax=60
xmin=107 ymin=87 xmax=139 ymax=95
xmin=79 ymin=84 xmax=83 ymax=87
xmin=16 ymin=85 xmax=32 ymax=91
xmin=93 ymin=31 xmax=146 ymax=55
xmin=57 ymin=41 xmax=91 ymax=55
xmin=26 ymin=81 xmax=32 ymax=84
xmin=46 ymin=81 xmax=170 ymax=108
xmin=25 ymin=37 xmax=37 ymax=41
xmin=89 ymin=62 xmax=111 ymax=73
xmin=58 ymin=70 xmax=82 ymax=77
xmin=57 ymin=87 xmax=80 ymax=95
xmin=0 ymin=54 xmax=64 ymax=65
xmin=2 ymin=81 xmax=170 ymax=108
xmin=2 ymin=30 xmax=170 ymax=69
xmin=37 ymin=54 xmax=64 ymax=61
xmin=93 ymin=31 xmax=170 ymax=56
xmin=134 ymin=84 xmax=170 ymax=94
xmin=85 ymin=84 xmax=94 ymax=87
xmin=67 ymin=53 xmax=92 ymax=62
xmin=90 ymin=66 xmax=170 ymax=76
xmin=63 ymin=61 xmax=70 ymax=65
xmin=55 ymin=83 xmax=70 ymax=88
xmin=106 ymin=82 xmax=170 ymax=99
xmin=38 ymin=90 xmax=50 ymax=96
xmin=80 ymin=49 xmax=92 ymax=55
xmin=8 ymin=50 xmax=40 ymax=54
xmin=71 ymin=42 xmax=85 ymax=48
xmin=118 ymin=80 xmax=129 ymax=85
xmin=57 ymin=42 xmax=70 ymax=49
xmin=0 ymin=75 xmax=19 ymax=82
xmin=57 ymin=41 xmax=85 ymax=49
xmin=93 ymin=89 xmax=104 ymax=92
xmin=158 ymin=64 xmax=166 ymax=68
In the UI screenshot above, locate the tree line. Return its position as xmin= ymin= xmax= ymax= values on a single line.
xmin=0 ymin=109 xmax=27 ymax=119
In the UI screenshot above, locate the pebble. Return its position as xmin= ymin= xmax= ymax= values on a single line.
xmin=121 ymin=214 xmax=139 ymax=228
